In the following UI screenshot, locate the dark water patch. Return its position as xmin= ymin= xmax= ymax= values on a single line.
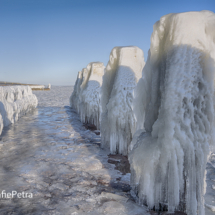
xmin=108 ymin=154 xmax=130 ymax=175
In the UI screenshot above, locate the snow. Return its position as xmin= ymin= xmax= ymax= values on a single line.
xmin=101 ymin=46 xmax=145 ymax=155
xmin=0 ymin=86 xmax=38 ymax=135
xmin=70 ymin=62 xmax=105 ymax=129
xmin=129 ymin=11 xmax=215 ymax=214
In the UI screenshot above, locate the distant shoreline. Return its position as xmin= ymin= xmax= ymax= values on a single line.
xmin=0 ymin=82 xmax=51 ymax=91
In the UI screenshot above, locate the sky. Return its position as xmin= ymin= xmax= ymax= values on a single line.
xmin=0 ymin=0 xmax=214 ymax=85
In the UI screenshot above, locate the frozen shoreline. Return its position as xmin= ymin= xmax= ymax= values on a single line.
xmin=0 ymin=86 xmax=213 ymax=214
xmin=0 ymin=86 xmax=149 ymax=214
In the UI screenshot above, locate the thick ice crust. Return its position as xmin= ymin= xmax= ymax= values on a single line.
xmin=70 ymin=62 xmax=105 ymax=129
xmin=101 ymin=46 xmax=145 ymax=155
xmin=129 ymin=11 xmax=215 ymax=215
xmin=0 ymin=86 xmax=38 ymax=135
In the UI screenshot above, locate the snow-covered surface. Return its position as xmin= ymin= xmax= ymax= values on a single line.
xmin=0 ymin=86 xmax=38 ymax=135
xmin=129 ymin=11 xmax=215 ymax=214
xmin=101 ymin=46 xmax=145 ymax=155
xmin=0 ymin=86 xmax=150 ymax=214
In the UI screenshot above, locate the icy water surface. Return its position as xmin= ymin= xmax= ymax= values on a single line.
xmin=0 ymin=86 xmax=149 ymax=215
xmin=0 ymin=86 xmax=214 ymax=215
xmin=206 ymin=152 xmax=215 ymax=214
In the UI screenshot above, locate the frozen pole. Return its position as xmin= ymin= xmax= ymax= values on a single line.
xmin=100 ymin=46 xmax=145 ymax=155
xmin=129 ymin=11 xmax=215 ymax=215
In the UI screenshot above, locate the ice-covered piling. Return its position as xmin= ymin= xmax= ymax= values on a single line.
xmin=79 ymin=62 xmax=105 ymax=129
xmin=70 ymin=70 xmax=84 ymax=111
xmin=0 ymin=114 xmax=3 ymax=135
xmin=0 ymin=86 xmax=38 ymax=135
xmin=129 ymin=11 xmax=215 ymax=214
xmin=70 ymin=62 xmax=105 ymax=129
xmin=100 ymin=46 xmax=145 ymax=155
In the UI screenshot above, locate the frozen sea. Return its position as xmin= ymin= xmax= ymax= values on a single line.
xmin=0 ymin=86 xmax=149 ymax=215
xmin=0 ymin=86 xmax=214 ymax=214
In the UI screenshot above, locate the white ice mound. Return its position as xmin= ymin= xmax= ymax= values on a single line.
xmin=129 ymin=11 xmax=215 ymax=215
xmin=0 ymin=86 xmax=38 ymax=135
xmin=100 ymin=46 xmax=145 ymax=155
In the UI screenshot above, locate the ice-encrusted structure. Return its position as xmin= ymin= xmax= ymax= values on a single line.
xmin=101 ymin=46 xmax=145 ymax=155
xmin=0 ymin=86 xmax=38 ymax=135
xmin=70 ymin=62 xmax=105 ymax=129
xmin=70 ymin=70 xmax=84 ymax=111
xmin=79 ymin=62 xmax=105 ymax=129
xmin=129 ymin=11 xmax=215 ymax=214
xmin=0 ymin=113 xmax=3 ymax=135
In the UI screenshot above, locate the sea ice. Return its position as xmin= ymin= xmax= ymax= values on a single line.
xmin=0 ymin=86 xmax=38 ymax=135
xmin=100 ymin=46 xmax=145 ymax=155
xmin=129 ymin=11 xmax=215 ymax=215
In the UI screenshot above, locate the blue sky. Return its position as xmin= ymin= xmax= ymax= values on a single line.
xmin=0 ymin=0 xmax=214 ymax=85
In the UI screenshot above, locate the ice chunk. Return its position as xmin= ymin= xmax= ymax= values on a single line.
xmin=129 ymin=11 xmax=215 ymax=214
xmin=0 ymin=86 xmax=38 ymax=135
xmin=101 ymin=46 xmax=145 ymax=155
xmin=205 ymin=204 xmax=215 ymax=212
xmin=98 ymin=192 xmax=128 ymax=203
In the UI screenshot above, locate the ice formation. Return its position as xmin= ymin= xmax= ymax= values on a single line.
xmin=70 ymin=70 xmax=84 ymax=110
xmin=129 ymin=11 xmax=215 ymax=215
xmin=0 ymin=86 xmax=38 ymax=135
xmin=101 ymin=46 xmax=145 ymax=155
xmin=0 ymin=113 xmax=3 ymax=135
xmin=79 ymin=62 xmax=105 ymax=129
xmin=70 ymin=62 xmax=105 ymax=129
